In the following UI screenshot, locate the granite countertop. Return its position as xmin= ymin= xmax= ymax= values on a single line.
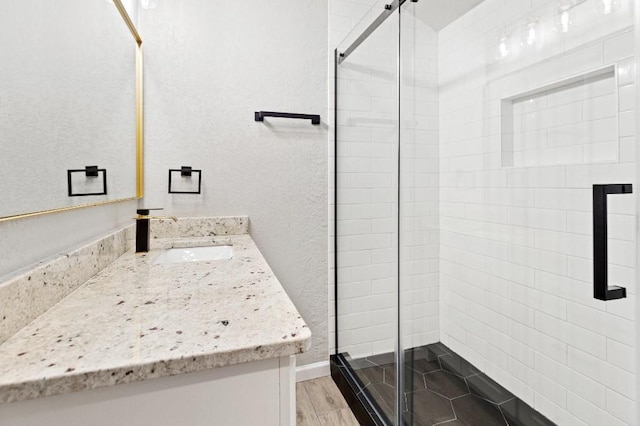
xmin=0 ymin=234 xmax=311 ymax=404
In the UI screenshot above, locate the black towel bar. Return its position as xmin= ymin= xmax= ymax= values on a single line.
xmin=255 ymin=111 xmax=320 ymax=125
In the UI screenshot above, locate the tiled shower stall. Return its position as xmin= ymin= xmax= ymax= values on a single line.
xmin=330 ymin=0 xmax=638 ymax=424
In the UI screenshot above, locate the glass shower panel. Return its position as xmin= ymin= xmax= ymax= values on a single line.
xmin=335 ymin=2 xmax=400 ymax=423
xmin=398 ymin=1 xmax=443 ymax=424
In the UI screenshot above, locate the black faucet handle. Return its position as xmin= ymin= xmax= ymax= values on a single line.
xmin=137 ymin=208 xmax=164 ymax=215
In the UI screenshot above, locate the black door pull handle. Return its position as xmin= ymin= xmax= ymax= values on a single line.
xmin=592 ymin=184 xmax=632 ymax=301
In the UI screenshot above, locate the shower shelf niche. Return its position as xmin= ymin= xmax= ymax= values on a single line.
xmin=500 ymin=65 xmax=619 ymax=168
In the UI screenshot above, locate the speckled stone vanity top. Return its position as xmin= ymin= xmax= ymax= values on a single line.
xmin=0 ymin=232 xmax=311 ymax=404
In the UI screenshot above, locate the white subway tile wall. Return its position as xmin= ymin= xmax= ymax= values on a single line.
xmin=505 ymin=67 xmax=620 ymax=167
xmin=439 ymin=1 xmax=636 ymax=426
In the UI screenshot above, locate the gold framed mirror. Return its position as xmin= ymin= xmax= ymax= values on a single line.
xmin=0 ymin=0 xmax=143 ymax=222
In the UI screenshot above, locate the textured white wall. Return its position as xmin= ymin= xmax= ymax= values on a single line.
xmin=0 ymin=0 xmax=137 ymax=217
xmin=138 ymin=0 xmax=328 ymax=365
xmin=439 ymin=0 xmax=636 ymax=424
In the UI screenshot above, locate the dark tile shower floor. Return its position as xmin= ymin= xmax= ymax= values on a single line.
xmin=348 ymin=343 xmax=556 ymax=426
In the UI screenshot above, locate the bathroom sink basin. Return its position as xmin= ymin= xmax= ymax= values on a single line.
xmin=154 ymin=245 xmax=234 ymax=264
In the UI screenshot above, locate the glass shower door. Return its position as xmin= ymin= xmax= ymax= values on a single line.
xmin=334 ymin=1 xmax=400 ymax=423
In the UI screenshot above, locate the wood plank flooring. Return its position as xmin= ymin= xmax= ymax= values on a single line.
xmin=297 ymin=376 xmax=360 ymax=425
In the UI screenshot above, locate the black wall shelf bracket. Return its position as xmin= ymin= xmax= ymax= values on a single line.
xmin=168 ymin=167 xmax=202 ymax=194
xmin=67 ymin=166 xmax=107 ymax=197
xmin=593 ymin=183 xmax=632 ymax=301
xmin=254 ymin=111 xmax=320 ymax=125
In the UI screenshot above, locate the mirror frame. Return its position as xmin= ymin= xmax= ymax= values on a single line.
xmin=0 ymin=0 xmax=144 ymax=223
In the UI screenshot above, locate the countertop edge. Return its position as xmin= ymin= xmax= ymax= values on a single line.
xmin=0 ymin=328 xmax=311 ymax=404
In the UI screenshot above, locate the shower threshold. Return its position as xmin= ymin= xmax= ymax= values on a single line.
xmin=330 ymin=342 xmax=556 ymax=426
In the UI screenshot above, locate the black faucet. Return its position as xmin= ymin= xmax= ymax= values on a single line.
xmin=135 ymin=208 xmax=177 ymax=253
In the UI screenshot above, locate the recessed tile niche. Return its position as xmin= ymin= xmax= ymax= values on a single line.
xmin=501 ymin=65 xmax=619 ymax=168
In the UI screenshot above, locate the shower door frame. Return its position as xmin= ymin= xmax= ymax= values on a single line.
xmin=635 ymin=1 xmax=640 ymax=422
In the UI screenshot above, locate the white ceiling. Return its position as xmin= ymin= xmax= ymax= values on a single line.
xmin=416 ymin=0 xmax=485 ymax=31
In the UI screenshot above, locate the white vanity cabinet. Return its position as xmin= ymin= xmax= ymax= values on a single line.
xmin=0 ymin=355 xmax=295 ymax=426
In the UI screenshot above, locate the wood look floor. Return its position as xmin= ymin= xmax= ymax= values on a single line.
xmin=297 ymin=376 xmax=360 ymax=425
